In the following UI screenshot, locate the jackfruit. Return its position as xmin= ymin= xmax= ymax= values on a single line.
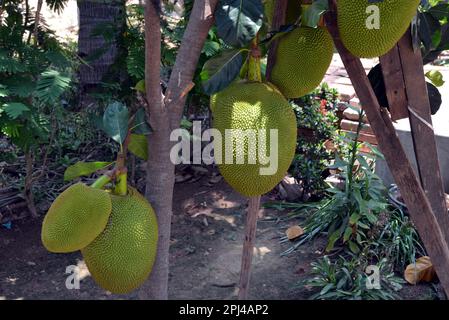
xmin=212 ymin=81 xmax=297 ymax=197
xmin=41 ymin=183 xmax=112 ymax=253
xmin=270 ymin=26 xmax=333 ymax=99
xmin=81 ymin=187 xmax=158 ymax=294
xmin=264 ymin=0 xmax=302 ymax=27
xmin=337 ymin=0 xmax=420 ymax=58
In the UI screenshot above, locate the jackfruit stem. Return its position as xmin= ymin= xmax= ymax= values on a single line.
xmin=247 ymin=38 xmax=262 ymax=83
xmin=91 ymin=175 xmax=112 ymax=189
xmin=115 ymin=171 xmax=128 ymax=196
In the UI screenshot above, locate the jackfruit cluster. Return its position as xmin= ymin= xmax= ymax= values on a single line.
xmin=270 ymin=26 xmax=334 ymax=99
xmin=41 ymin=183 xmax=158 ymax=294
xmin=211 ymin=81 xmax=297 ymax=197
xmin=337 ymin=0 xmax=420 ymax=58
xmin=81 ymin=187 xmax=158 ymax=294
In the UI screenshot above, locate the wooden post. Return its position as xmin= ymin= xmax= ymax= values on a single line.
xmin=379 ymin=46 xmax=409 ymax=121
xmin=238 ymin=196 xmax=261 ymax=300
xmin=326 ymin=0 xmax=449 ymax=295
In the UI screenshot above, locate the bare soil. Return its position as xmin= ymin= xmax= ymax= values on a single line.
xmin=0 ymin=177 xmax=436 ymax=300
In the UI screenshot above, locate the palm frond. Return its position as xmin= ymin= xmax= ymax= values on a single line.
xmin=35 ymin=69 xmax=71 ymax=104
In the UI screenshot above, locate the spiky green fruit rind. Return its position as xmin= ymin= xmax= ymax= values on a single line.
xmin=41 ymin=183 xmax=112 ymax=253
xmin=212 ymin=81 xmax=297 ymax=197
xmin=338 ymin=0 xmax=420 ymax=58
xmin=270 ymin=26 xmax=334 ymax=99
xmin=81 ymin=187 xmax=158 ymax=294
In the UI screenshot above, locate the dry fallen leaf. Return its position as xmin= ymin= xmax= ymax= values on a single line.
xmin=286 ymin=225 xmax=304 ymax=240
xmin=404 ymin=256 xmax=436 ymax=285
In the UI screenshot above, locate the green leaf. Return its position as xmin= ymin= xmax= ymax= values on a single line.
xmin=102 ymin=101 xmax=129 ymax=144
xmin=1 ymin=102 xmax=30 ymax=119
xmin=201 ymin=49 xmax=245 ymax=95
xmin=425 ymin=70 xmax=445 ymax=87
xmin=343 ymin=227 xmax=353 ymax=243
xmin=418 ymin=12 xmax=441 ymax=53
xmin=0 ymin=85 xmax=9 ymax=97
xmin=128 ymin=134 xmax=148 ymax=160
xmin=326 ymin=229 xmax=342 ymax=252
xmin=2 ymin=76 xmax=35 ymax=98
xmin=348 ymin=240 xmax=360 ymax=254
xmin=132 ymin=108 xmax=152 ymax=135
xmin=35 ymin=70 xmax=71 ymax=104
xmin=63 ymin=161 xmax=114 ymax=182
xmin=135 ymin=80 xmax=145 ymax=93
xmin=302 ymin=0 xmax=329 ymax=28
xmin=215 ymin=0 xmax=264 ymax=47
xmin=349 ymin=213 xmax=360 ymax=225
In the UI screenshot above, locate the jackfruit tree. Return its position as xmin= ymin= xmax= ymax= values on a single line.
xmin=39 ymin=0 xmax=449 ymax=299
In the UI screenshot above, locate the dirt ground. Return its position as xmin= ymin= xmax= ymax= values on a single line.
xmin=0 ymin=176 xmax=437 ymax=300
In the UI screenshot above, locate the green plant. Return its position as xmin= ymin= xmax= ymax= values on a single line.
xmin=289 ymin=84 xmax=340 ymax=200
xmin=284 ymin=109 xmax=390 ymax=255
xmin=303 ymin=255 xmax=404 ymax=300
xmin=0 ymin=0 xmax=74 ymax=215
xmin=368 ymin=208 xmax=426 ymax=270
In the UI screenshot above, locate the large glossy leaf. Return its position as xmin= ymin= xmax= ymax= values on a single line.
xmin=201 ymin=48 xmax=244 ymax=95
xmin=215 ymin=0 xmax=264 ymax=47
xmin=302 ymin=0 xmax=329 ymax=28
xmin=132 ymin=107 xmax=152 ymax=135
xmin=102 ymin=101 xmax=129 ymax=144
xmin=128 ymin=134 xmax=148 ymax=160
xmin=418 ymin=12 xmax=441 ymax=52
xmin=64 ymin=161 xmax=114 ymax=182
xmin=428 ymin=3 xmax=449 ymax=21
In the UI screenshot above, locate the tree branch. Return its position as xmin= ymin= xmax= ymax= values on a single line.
xmin=165 ymin=0 xmax=218 ymax=130
xmin=144 ymin=0 xmax=164 ymax=126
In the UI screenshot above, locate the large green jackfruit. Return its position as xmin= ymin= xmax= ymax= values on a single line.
xmin=41 ymin=183 xmax=112 ymax=253
xmin=270 ymin=26 xmax=334 ymax=99
xmin=338 ymin=0 xmax=420 ymax=58
xmin=212 ymin=81 xmax=297 ymax=197
xmin=81 ymin=187 xmax=158 ymax=294
xmin=264 ymin=0 xmax=302 ymax=27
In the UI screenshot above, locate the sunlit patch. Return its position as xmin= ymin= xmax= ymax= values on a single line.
xmin=253 ymin=246 xmax=271 ymax=258
xmin=191 ymin=209 xmax=236 ymax=227
xmin=75 ymin=259 xmax=90 ymax=280
xmin=5 ymin=277 xmax=18 ymax=284
xmin=212 ymin=198 xmax=240 ymax=210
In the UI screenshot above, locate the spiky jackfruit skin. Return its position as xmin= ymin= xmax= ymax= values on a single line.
xmin=264 ymin=0 xmax=302 ymax=27
xmin=270 ymin=27 xmax=333 ymax=99
xmin=338 ymin=0 xmax=420 ymax=58
xmin=212 ymin=81 xmax=297 ymax=197
xmin=41 ymin=183 xmax=112 ymax=253
xmin=81 ymin=187 xmax=158 ymax=294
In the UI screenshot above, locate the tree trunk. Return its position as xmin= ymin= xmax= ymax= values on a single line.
xmin=77 ymin=0 xmax=126 ymax=108
xmin=139 ymin=0 xmax=217 ymax=299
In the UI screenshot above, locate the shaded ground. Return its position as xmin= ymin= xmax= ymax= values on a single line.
xmin=0 ymin=176 xmax=438 ymax=300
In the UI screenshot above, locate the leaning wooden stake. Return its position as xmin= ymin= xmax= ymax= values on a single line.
xmin=326 ymin=0 xmax=449 ymax=295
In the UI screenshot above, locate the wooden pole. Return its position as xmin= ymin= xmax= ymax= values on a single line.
xmin=326 ymin=0 xmax=449 ymax=295
xmin=238 ymin=195 xmax=261 ymax=300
